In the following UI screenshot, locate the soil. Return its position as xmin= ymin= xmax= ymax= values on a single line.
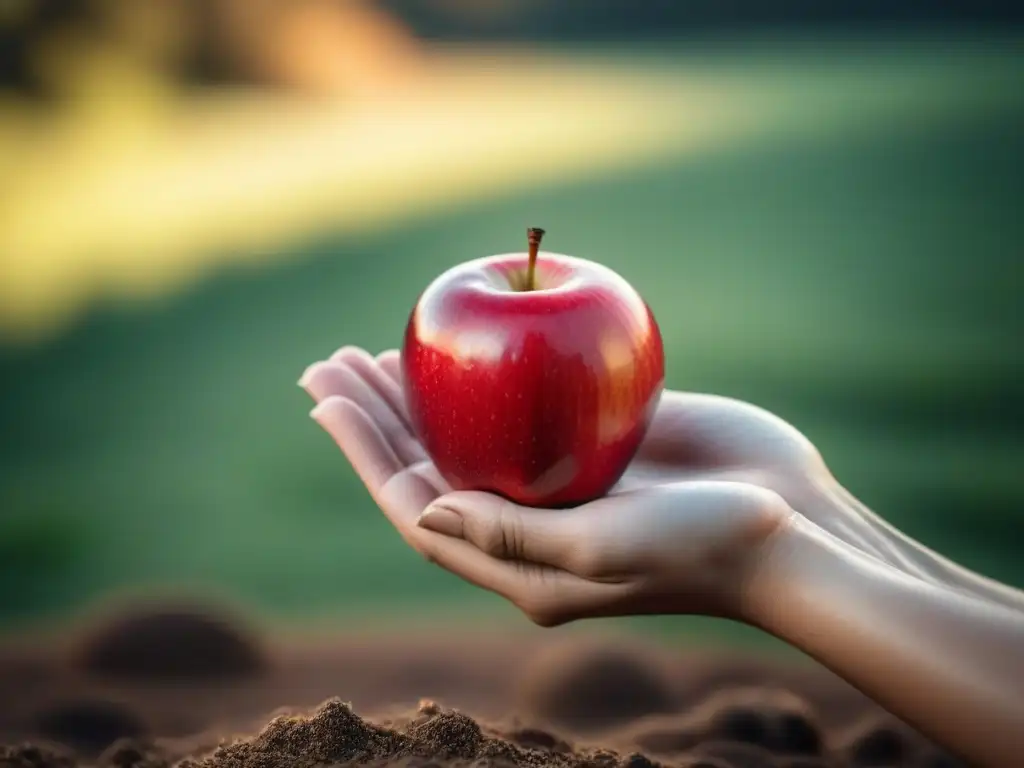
xmin=0 ymin=601 xmax=967 ymax=768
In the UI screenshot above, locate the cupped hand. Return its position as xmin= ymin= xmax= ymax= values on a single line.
xmin=300 ymin=346 xmax=894 ymax=627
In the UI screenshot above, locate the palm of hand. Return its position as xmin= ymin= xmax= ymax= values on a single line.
xmin=302 ymin=346 xmax=881 ymax=625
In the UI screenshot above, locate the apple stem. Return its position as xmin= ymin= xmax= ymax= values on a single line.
xmin=526 ymin=227 xmax=545 ymax=291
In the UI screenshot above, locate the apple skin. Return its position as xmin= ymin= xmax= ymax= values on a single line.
xmin=402 ymin=251 xmax=665 ymax=508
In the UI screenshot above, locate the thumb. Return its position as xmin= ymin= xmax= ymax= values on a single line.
xmin=417 ymin=492 xmax=588 ymax=572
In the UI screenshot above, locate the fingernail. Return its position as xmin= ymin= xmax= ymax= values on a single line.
xmin=298 ymin=362 xmax=321 ymax=389
xmin=309 ymin=400 xmax=333 ymax=424
xmin=418 ymin=506 xmax=464 ymax=539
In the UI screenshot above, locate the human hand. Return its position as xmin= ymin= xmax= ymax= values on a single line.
xmin=301 ymin=346 xmax=904 ymax=626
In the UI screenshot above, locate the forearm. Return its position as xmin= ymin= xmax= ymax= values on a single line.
xmin=809 ymin=478 xmax=1024 ymax=612
xmin=748 ymin=515 xmax=1024 ymax=768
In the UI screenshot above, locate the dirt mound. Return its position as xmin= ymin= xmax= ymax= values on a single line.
xmin=3 ymin=696 xmax=967 ymax=768
xmin=70 ymin=604 xmax=266 ymax=682
xmin=622 ymin=688 xmax=822 ymax=760
xmin=0 ymin=602 xmax=967 ymax=768
xmin=516 ymin=640 xmax=677 ymax=733
xmin=4 ymin=699 xmax=648 ymax=768
xmin=177 ymin=698 xmax=647 ymax=768
xmin=30 ymin=699 xmax=149 ymax=757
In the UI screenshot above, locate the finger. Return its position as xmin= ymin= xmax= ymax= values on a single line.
xmin=418 ymin=491 xmax=599 ymax=576
xmin=311 ymin=396 xmax=403 ymax=496
xmin=302 ymin=361 xmax=425 ymax=466
xmin=331 ymin=346 xmax=410 ymax=426
xmin=414 ymin=531 xmax=626 ymax=627
xmin=311 ymin=396 xmax=443 ymax=558
xmin=375 ymin=349 xmax=402 ymax=387
xmin=376 ymin=464 xmax=445 ymax=551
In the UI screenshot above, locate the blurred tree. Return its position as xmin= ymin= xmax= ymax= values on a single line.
xmin=0 ymin=0 xmax=426 ymax=101
xmin=207 ymin=0 xmax=424 ymax=96
xmin=4 ymin=0 xmax=1023 ymax=103
xmin=386 ymin=0 xmax=1024 ymax=40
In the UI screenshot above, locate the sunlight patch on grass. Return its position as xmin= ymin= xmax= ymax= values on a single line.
xmin=0 ymin=50 xmax=753 ymax=345
xmin=2 ymin=39 xmax=1022 ymax=345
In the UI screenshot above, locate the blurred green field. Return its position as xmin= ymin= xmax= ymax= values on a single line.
xmin=1 ymin=36 xmax=1022 ymax=645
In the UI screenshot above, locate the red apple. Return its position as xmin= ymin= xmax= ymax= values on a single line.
xmin=402 ymin=228 xmax=664 ymax=508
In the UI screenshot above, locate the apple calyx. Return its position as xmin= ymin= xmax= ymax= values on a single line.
xmin=524 ymin=227 xmax=546 ymax=292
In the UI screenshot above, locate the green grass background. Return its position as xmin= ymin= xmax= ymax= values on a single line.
xmin=1 ymin=36 xmax=1021 ymax=646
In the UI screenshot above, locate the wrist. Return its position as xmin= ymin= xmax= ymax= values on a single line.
xmin=740 ymin=510 xmax=836 ymax=632
xmin=804 ymin=476 xmax=1024 ymax=610
xmin=797 ymin=474 xmax=928 ymax=577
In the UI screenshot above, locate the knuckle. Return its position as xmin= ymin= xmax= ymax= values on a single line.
xmin=514 ymin=574 xmax=572 ymax=628
xmin=479 ymin=499 xmax=526 ymax=560
xmin=528 ymin=611 xmax=565 ymax=628
xmin=499 ymin=499 xmax=526 ymax=560
xmin=476 ymin=518 xmax=507 ymax=558
xmin=519 ymin=599 xmax=567 ymax=628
